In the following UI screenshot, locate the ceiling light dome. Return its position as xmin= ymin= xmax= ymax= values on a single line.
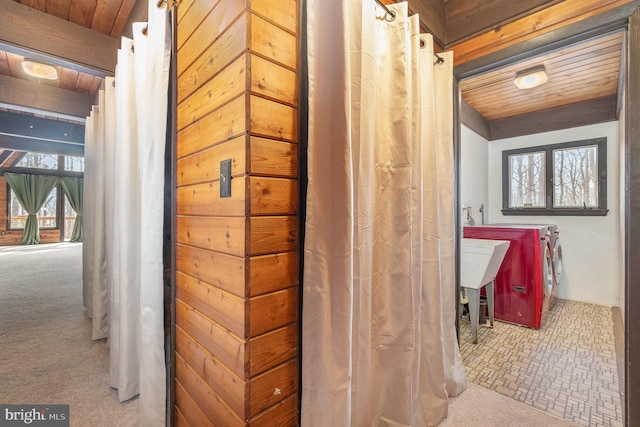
xmin=21 ymin=60 xmax=58 ymax=80
xmin=514 ymin=65 xmax=548 ymax=90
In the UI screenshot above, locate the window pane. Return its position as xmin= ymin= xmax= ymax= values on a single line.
xmin=10 ymin=191 xmax=28 ymax=229
xmin=9 ymin=188 xmax=57 ymax=229
xmin=65 ymin=156 xmax=84 ymax=171
xmin=16 ymin=152 xmax=58 ymax=169
xmin=553 ymin=145 xmax=598 ymax=208
xmin=39 ymin=189 xmax=57 ymax=228
xmin=508 ymin=152 xmax=545 ymax=208
xmin=64 ymin=194 xmax=77 ymax=241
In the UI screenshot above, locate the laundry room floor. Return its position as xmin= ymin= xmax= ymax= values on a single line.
xmin=459 ymin=299 xmax=623 ymax=427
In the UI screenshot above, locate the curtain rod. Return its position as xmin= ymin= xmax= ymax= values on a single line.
xmin=375 ymin=0 xmax=445 ymax=65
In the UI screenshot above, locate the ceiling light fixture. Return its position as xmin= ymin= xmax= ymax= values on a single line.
xmin=514 ymin=65 xmax=548 ymax=90
xmin=21 ymin=60 xmax=58 ymax=80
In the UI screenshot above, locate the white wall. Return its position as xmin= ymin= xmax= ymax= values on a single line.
xmin=486 ymin=122 xmax=623 ymax=307
xmin=460 ymin=125 xmax=489 ymax=227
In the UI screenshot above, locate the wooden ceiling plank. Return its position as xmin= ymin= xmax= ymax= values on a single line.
xmin=59 ymin=67 xmax=79 ymax=91
xmin=90 ymin=0 xmax=124 ymax=35
xmin=0 ymin=51 xmax=9 ymax=75
xmin=469 ymin=81 xmax=619 ymax=109
xmin=0 ymin=0 xmax=118 ymax=75
xmin=68 ymin=0 xmax=98 ymax=28
xmin=75 ymin=71 xmax=95 ymax=94
xmin=0 ymin=74 xmax=92 ymax=120
xmin=460 ymin=35 xmax=623 ymax=91
xmin=444 ymin=0 xmax=561 ymax=46
xmin=469 ymin=81 xmax=619 ymax=111
xmin=46 ymin=0 xmax=71 ymax=20
xmin=476 ymin=86 xmax=619 ymax=120
xmin=19 ymin=0 xmax=45 ymax=11
xmin=111 ymin=0 xmax=138 ymax=38
xmin=451 ymin=0 xmax=633 ymax=65
xmin=89 ymin=75 xmax=103 ymax=95
xmin=5 ymin=51 xmax=24 ymax=77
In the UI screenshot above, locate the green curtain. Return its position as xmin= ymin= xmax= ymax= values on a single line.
xmin=60 ymin=177 xmax=84 ymax=243
xmin=5 ymin=173 xmax=58 ymax=245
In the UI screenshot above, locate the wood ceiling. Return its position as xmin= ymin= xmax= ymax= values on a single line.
xmin=390 ymin=0 xmax=633 ymax=140
xmin=460 ymin=30 xmax=624 ymax=121
xmin=0 ymin=0 xmax=145 ymax=160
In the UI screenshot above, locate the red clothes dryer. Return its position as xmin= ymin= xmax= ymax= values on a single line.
xmin=463 ymin=225 xmax=553 ymax=329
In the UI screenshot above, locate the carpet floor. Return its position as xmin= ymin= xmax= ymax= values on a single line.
xmin=0 ymin=243 xmax=614 ymax=426
xmin=0 ymin=243 xmax=139 ymax=426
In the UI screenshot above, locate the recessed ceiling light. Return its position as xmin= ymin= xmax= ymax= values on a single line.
xmin=21 ymin=60 xmax=58 ymax=80
xmin=514 ymin=65 xmax=548 ymax=90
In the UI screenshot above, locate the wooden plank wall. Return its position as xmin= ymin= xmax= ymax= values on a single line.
xmin=0 ymin=176 xmax=60 ymax=245
xmin=175 ymin=0 xmax=298 ymax=425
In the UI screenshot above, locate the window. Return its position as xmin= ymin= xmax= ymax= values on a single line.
xmin=9 ymin=187 xmax=58 ymax=229
xmin=64 ymin=156 xmax=84 ymax=172
xmin=15 ymin=153 xmax=59 ymax=169
xmin=502 ymin=138 xmax=607 ymax=216
xmin=63 ymin=193 xmax=77 ymax=241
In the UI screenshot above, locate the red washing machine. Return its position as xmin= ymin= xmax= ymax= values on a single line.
xmin=463 ymin=225 xmax=553 ymax=329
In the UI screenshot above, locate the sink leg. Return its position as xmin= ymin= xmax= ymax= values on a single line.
xmin=487 ymin=281 xmax=494 ymax=328
xmin=468 ymin=288 xmax=479 ymax=344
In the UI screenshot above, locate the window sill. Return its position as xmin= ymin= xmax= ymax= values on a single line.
xmin=501 ymin=208 xmax=609 ymax=217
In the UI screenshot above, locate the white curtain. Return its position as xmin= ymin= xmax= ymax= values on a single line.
xmin=302 ymin=2 xmax=467 ymax=426
xmin=82 ymin=1 xmax=170 ymax=425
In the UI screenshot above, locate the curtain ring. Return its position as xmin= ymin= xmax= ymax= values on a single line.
xmin=142 ymin=25 xmax=148 ymax=36
xmin=385 ymin=10 xmax=397 ymax=22
xmin=420 ymin=38 xmax=426 ymax=49
xmin=156 ymin=0 xmax=166 ymax=8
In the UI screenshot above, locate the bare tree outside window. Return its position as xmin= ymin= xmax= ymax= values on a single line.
xmin=509 ymin=152 xmax=545 ymax=208
xmin=10 ymin=188 xmax=57 ymax=229
xmin=15 ymin=152 xmax=58 ymax=169
xmin=65 ymin=156 xmax=85 ymax=172
xmin=502 ymin=138 xmax=607 ymax=216
xmin=553 ymin=146 xmax=598 ymax=207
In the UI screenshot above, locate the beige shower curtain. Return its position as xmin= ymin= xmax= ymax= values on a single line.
xmin=302 ymin=2 xmax=467 ymax=426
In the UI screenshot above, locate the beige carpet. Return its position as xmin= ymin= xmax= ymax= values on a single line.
xmin=0 ymin=242 xmax=588 ymax=427
xmin=441 ymin=383 xmax=578 ymax=426
xmin=0 ymin=243 xmax=139 ymax=426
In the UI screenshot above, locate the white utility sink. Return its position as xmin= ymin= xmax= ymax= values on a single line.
xmin=460 ymin=238 xmax=510 ymax=344
xmin=460 ymin=238 xmax=510 ymax=289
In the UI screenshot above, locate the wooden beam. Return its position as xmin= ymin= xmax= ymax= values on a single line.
xmin=450 ymin=0 xmax=638 ymax=66
xmin=489 ymin=96 xmax=617 ymax=140
xmin=381 ymin=0 xmax=446 ymax=49
xmin=454 ymin=4 xmax=633 ymax=79
xmin=0 ymin=0 xmax=118 ymax=76
xmin=0 ymin=110 xmax=84 ymax=143
xmin=0 ymin=134 xmax=83 ymax=157
xmin=408 ymin=0 xmax=446 ymax=49
xmin=627 ymin=7 xmax=640 ymax=427
xmin=444 ymin=0 xmax=563 ymax=47
xmin=0 ymin=166 xmax=83 ymax=178
xmin=460 ymin=100 xmax=491 ymax=140
xmin=0 ymin=75 xmax=93 ymax=121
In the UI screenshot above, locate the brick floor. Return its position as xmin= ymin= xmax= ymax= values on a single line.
xmin=459 ymin=299 xmax=622 ymax=426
